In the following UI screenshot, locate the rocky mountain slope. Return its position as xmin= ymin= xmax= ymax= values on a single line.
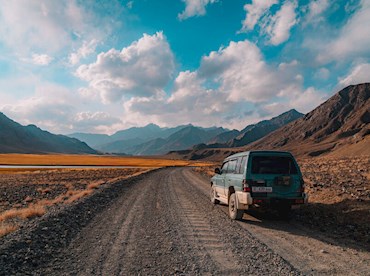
xmin=174 ymin=83 xmax=369 ymax=160
xmin=247 ymin=83 xmax=370 ymax=157
xmin=0 ymin=113 xmax=97 ymax=154
xmin=228 ymin=109 xmax=303 ymax=147
xmin=203 ymin=110 xmax=303 ymax=147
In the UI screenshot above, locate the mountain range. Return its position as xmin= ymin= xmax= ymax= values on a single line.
xmin=70 ymin=125 xmax=229 ymax=155
xmin=1 ymin=83 xmax=368 ymax=157
xmin=172 ymin=83 xmax=370 ymax=160
xmin=0 ymin=113 xmax=97 ymax=154
xmin=68 ymin=109 xmax=303 ymax=155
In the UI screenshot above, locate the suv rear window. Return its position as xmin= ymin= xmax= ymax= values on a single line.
xmin=251 ymin=156 xmax=298 ymax=174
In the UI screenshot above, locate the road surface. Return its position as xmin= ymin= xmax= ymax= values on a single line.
xmin=1 ymin=167 xmax=369 ymax=275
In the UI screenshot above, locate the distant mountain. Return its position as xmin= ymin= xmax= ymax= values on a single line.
xmin=97 ymin=138 xmax=145 ymax=153
xmin=207 ymin=129 xmax=240 ymax=144
xmin=0 ymin=113 xmax=97 ymax=154
xmin=110 ymin=123 xmax=163 ymax=141
xmin=126 ymin=125 xmax=228 ymax=155
xmin=246 ymin=83 xmax=370 ymax=157
xmin=67 ymin=133 xmax=111 ymax=148
xmin=69 ymin=124 xmax=190 ymax=152
xmin=227 ymin=109 xmax=304 ymax=147
xmin=190 ymin=109 xmax=303 ymax=151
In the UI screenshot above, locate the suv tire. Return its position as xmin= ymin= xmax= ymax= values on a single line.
xmin=229 ymin=193 xmax=244 ymax=220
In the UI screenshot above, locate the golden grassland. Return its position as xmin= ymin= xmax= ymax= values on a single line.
xmin=0 ymin=154 xmax=213 ymax=168
xmin=0 ymin=154 xmax=214 ymax=237
xmin=0 ymin=168 xmax=155 ymax=237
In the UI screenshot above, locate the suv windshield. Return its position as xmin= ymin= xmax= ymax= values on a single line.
xmin=251 ymin=156 xmax=298 ymax=174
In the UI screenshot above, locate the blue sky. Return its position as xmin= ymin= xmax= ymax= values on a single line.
xmin=0 ymin=0 xmax=369 ymax=134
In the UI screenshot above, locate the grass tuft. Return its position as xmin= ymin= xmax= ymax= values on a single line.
xmin=0 ymin=205 xmax=45 ymax=222
xmin=0 ymin=223 xmax=19 ymax=237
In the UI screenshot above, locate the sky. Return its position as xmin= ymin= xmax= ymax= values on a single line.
xmin=0 ymin=0 xmax=369 ymax=134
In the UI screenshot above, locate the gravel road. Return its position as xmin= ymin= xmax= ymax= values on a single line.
xmin=1 ymin=167 xmax=369 ymax=275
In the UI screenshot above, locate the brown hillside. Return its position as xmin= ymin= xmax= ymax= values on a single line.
xmin=245 ymin=83 xmax=370 ymax=157
xmin=170 ymin=83 xmax=370 ymax=161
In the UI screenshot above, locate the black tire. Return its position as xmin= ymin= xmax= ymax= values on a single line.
xmin=277 ymin=203 xmax=291 ymax=220
xmin=210 ymin=185 xmax=220 ymax=204
xmin=229 ymin=193 xmax=244 ymax=220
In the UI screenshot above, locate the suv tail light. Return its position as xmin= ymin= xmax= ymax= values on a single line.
xmin=243 ymin=179 xmax=251 ymax=192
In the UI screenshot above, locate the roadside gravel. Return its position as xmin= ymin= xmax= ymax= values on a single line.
xmin=0 ymin=167 xmax=298 ymax=275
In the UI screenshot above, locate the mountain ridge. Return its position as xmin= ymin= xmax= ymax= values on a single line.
xmin=171 ymin=83 xmax=369 ymax=161
xmin=0 ymin=113 xmax=97 ymax=154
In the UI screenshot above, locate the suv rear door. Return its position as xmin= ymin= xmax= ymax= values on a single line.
xmin=247 ymin=153 xmax=301 ymax=199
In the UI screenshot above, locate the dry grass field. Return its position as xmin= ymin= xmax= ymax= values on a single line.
xmin=0 ymin=154 xmax=211 ymax=167
xmin=0 ymin=168 xmax=152 ymax=237
xmin=0 ymin=154 xmax=213 ymax=237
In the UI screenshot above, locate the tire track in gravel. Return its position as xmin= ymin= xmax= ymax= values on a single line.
xmin=40 ymin=172 xmax=151 ymax=275
xmin=167 ymin=169 xmax=244 ymax=275
xmin=2 ymin=167 xmax=300 ymax=275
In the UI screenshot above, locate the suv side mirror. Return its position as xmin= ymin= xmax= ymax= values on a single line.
xmin=215 ymin=168 xmax=221 ymax=174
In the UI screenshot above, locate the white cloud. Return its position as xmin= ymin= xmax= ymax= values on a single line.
xmin=317 ymin=0 xmax=370 ymax=63
xmin=1 ymin=83 xmax=121 ymax=134
xmin=31 ymin=54 xmax=53 ymax=65
xmin=1 ymin=84 xmax=76 ymax=133
xmin=289 ymin=86 xmax=326 ymax=113
xmin=199 ymin=40 xmax=280 ymax=102
xmin=178 ymin=0 xmax=217 ymax=20
xmin=124 ymin=39 xmax=321 ymax=129
xmin=240 ymin=0 xmax=278 ymax=32
xmin=69 ymin=39 xmax=98 ymax=65
xmin=76 ymin=32 xmax=175 ymax=103
xmin=304 ymin=0 xmax=329 ymax=25
xmin=314 ymin=67 xmax=330 ymax=80
xmin=339 ymin=63 xmax=370 ymax=87
xmin=73 ymin=111 xmax=121 ymax=133
xmin=263 ymin=86 xmax=326 ymax=115
xmin=0 ymin=1 xmax=109 ymax=57
xmin=266 ymin=0 xmax=298 ymax=45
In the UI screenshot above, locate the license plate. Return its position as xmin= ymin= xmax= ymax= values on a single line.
xmin=252 ymin=187 xmax=272 ymax=193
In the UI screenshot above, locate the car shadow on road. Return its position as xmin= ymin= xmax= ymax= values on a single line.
xmin=239 ymin=199 xmax=370 ymax=252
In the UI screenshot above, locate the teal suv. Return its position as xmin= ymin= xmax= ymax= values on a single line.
xmin=211 ymin=150 xmax=308 ymax=220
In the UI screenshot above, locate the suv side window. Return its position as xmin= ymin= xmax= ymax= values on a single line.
xmin=221 ymin=162 xmax=229 ymax=174
xmin=239 ymin=156 xmax=247 ymax=174
xmin=228 ymin=159 xmax=237 ymax=173
xmin=235 ymin=157 xmax=242 ymax=174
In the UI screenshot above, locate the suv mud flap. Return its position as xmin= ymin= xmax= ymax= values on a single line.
xmin=235 ymin=191 xmax=252 ymax=210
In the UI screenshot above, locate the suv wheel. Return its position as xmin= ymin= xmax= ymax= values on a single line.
xmin=229 ymin=193 xmax=244 ymax=220
xmin=210 ymin=185 xmax=219 ymax=204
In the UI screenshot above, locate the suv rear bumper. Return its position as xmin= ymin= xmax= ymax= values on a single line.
xmin=252 ymin=193 xmax=308 ymax=205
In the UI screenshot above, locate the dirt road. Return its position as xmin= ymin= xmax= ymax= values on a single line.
xmin=1 ymin=168 xmax=369 ymax=275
